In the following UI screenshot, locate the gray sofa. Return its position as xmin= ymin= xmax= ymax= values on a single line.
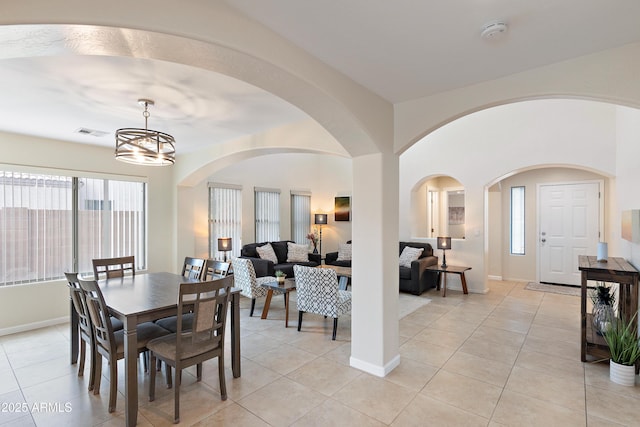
xmin=240 ymin=240 xmax=321 ymax=278
xmin=399 ymin=241 xmax=439 ymax=295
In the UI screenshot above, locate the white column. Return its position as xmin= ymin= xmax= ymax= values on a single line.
xmin=350 ymin=150 xmax=400 ymax=376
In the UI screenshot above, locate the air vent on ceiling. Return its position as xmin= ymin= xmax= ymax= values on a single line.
xmin=76 ymin=128 xmax=109 ymax=137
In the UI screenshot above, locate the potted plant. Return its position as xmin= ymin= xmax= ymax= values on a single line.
xmin=590 ymin=282 xmax=615 ymax=335
xmin=603 ymin=312 xmax=640 ymax=386
xmin=306 ymin=231 xmax=318 ymax=254
xmin=275 ymin=270 xmax=286 ymax=283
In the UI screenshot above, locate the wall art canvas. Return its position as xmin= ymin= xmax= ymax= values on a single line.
xmin=335 ymin=196 xmax=350 ymax=221
xmin=448 ymin=207 xmax=465 ymax=225
xmin=621 ymin=209 xmax=640 ymax=243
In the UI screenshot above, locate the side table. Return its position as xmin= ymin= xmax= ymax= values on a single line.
xmin=425 ymin=265 xmax=471 ymax=297
xmin=260 ymin=278 xmax=296 ymax=327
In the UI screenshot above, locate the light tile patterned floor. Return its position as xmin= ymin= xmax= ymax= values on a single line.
xmin=1 ymin=280 xmax=639 ymax=426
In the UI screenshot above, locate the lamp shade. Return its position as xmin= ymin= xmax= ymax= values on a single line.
xmin=314 ymin=213 xmax=328 ymax=225
xmin=437 ymin=236 xmax=451 ymax=250
xmin=217 ymin=237 xmax=232 ymax=252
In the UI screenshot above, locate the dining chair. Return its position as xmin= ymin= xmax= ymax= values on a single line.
xmin=155 ymin=257 xmax=210 ymax=334
xmin=92 ymin=255 xmax=135 ymax=280
xmin=78 ymin=278 xmax=170 ymax=413
xmin=204 ymin=260 xmax=231 ymax=280
xmin=293 ymin=265 xmax=352 ymax=340
xmin=181 ymin=256 xmax=207 ymax=280
xmin=148 ymin=275 xmax=233 ymax=424
xmin=65 ymin=272 xmax=96 ymax=391
xmin=231 ymin=257 xmax=283 ymax=317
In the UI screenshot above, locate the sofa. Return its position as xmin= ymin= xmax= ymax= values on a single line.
xmin=325 ymin=240 xmax=352 ymax=267
xmin=240 ymin=240 xmax=321 ymax=278
xmin=399 ymin=241 xmax=439 ymax=295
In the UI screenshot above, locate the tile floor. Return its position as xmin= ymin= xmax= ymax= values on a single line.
xmin=1 ymin=280 xmax=639 ymax=426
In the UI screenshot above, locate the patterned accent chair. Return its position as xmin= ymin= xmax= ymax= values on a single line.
xmin=293 ymin=265 xmax=352 ymax=340
xmin=231 ymin=257 xmax=284 ymax=317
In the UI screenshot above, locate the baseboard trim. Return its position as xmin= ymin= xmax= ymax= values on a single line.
xmin=0 ymin=316 xmax=68 ymax=337
xmin=349 ymin=354 xmax=400 ymax=377
xmin=488 ymin=275 xmax=502 ymax=281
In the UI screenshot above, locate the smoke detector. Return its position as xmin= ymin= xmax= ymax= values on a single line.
xmin=481 ymin=22 xmax=508 ymax=40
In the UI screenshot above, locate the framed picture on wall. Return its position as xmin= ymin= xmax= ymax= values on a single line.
xmin=335 ymin=196 xmax=350 ymax=221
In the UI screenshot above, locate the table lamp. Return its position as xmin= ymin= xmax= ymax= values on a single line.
xmin=437 ymin=236 xmax=451 ymax=268
xmin=314 ymin=213 xmax=327 ymax=255
xmin=217 ymin=237 xmax=232 ymax=262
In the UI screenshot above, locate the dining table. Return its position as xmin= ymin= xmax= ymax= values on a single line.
xmin=69 ymin=272 xmax=241 ymax=427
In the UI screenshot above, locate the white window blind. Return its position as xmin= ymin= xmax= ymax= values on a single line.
xmin=0 ymin=172 xmax=73 ymax=285
xmin=209 ymin=184 xmax=242 ymax=259
xmin=291 ymin=191 xmax=311 ymax=244
xmin=255 ymin=188 xmax=280 ymax=242
xmin=77 ymin=178 xmax=147 ymax=275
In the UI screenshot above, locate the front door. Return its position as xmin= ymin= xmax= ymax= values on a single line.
xmin=539 ymin=182 xmax=600 ymax=286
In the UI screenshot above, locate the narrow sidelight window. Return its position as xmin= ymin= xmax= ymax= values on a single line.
xmin=510 ymin=186 xmax=525 ymax=255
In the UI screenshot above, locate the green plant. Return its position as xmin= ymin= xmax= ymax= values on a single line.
xmin=603 ymin=312 xmax=640 ymax=366
xmin=590 ymin=282 xmax=616 ymax=306
xmin=275 ymin=270 xmax=286 ymax=278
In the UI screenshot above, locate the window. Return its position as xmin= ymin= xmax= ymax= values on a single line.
xmin=255 ymin=188 xmax=280 ymax=242
xmin=511 ymin=186 xmax=525 ymax=255
xmin=77 ymin=178 xmax=147 ymax=275
xmin=291 ymin=191 xmax=311 ymax=244
xmin=0 ymin=170 xmax=146 ymax=286
xmin=0 ymin=172 xmax=73 ymax=285
xmin=209 ymin=184 xmax=242 ymax=259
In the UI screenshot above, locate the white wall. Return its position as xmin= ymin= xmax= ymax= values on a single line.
xmin=185 ymin=153 xmax=353 ymax=259
xmin=400 ymin=99 xmax=618 ymax=293
xmin=0 ymin=131 xmax=175 ymax=333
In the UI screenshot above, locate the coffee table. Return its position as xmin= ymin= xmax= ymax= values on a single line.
xmin=260 ymin=278 xmax=296 ymax=327
xmin=319 ymin=265 xmax=352 ymax=290
xmin=425 ymin=264 xmax=471 ymax=297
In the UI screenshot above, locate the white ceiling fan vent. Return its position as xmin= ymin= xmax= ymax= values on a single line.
xmin=76 ymin=128 xmax=109 ymax=137
xmin=481 ymin=22 xmax=508 ymax=40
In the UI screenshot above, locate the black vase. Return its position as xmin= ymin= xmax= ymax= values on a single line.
xmin=313 ymin=247 xmax=318 ymax=254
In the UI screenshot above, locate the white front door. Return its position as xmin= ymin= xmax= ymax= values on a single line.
xmin=539 ymin=182 xmax=600 ymax=286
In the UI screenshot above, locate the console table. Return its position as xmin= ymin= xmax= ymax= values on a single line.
xmin=578 ymin=255 xmax=639 ymax=363
xmin=425 ymin=264 xmax=471 ymax=297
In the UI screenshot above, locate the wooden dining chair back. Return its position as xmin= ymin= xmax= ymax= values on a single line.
xmin=205 ymin=260 xmax=231 ymax=280
xmin=78 ymin=278 xmax=170 ymax=413
xmin=181 ymin=257 xmax=207 ymax=280
xmin=148 ymin=275 xmax=233 ymax=423
xmin=65 ymin=272 xmax=96 ymax=390
xmin=92 ymin=256 xmax=135 ymax=280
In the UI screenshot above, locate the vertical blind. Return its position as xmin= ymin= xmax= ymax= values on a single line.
xmin=0 ymin=172 xmax=73 ymax=285
xmin=209 ymin=184 xmax=242 ymax=259
xmin=255 ymin=188 xmax=280 ymax=242
xmin=77 ymin=178 xmax=146 ymax=275
xmin=0 ymin=171 xmax=146 ymax=286
xmin=291 ymin=191 xmax=311 ymax=244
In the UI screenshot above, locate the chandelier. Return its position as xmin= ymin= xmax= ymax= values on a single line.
xmin=115 ymin=99 xmax=175 ymax=166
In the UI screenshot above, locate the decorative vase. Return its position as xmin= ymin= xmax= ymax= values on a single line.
xmin=277 ymin=276 xmax=285 ymax=283
xmin=592 ymin=302 xmax=615 ymax=336
xmin=610 ymin=360 xmax=636 ymax=386
xmin=313 ymin=247 xmax=318 ymax=254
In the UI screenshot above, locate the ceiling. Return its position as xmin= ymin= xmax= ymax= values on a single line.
xmin=1 ymin=1 xmax=640 ymax=154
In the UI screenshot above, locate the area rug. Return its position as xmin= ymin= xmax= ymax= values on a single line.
xmin=398 ymin=293 xmax=431 ymax=319
xmin=525 ymin=282 xmax=581 ymax=297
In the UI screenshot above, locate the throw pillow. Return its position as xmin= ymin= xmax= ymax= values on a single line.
xmin=287 ymin=242 xmax=309 ymax=262
xmin=399 ymin=246 xmax=423 ymax=268
xmin=336 ymin=243 xmax=352 ymax=261
xmin=256 ymin=243 xmax=278 ymax=264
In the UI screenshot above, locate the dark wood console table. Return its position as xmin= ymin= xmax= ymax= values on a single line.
xmin=578 ymin=255 xmax=639 ymax=364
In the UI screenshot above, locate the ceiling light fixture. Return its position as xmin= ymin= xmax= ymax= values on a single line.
xmin=481 ymin=21 xmax=508 ymax=40
xmin=115 ymin=99 xmax=175 ymax=166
